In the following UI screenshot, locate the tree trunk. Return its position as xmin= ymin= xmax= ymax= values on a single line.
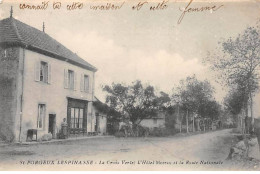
xmin=180 ymin=116 xmax=182 ymax=133
xmin=197 ymin=119 xmax=200 ymax=131
xmin=245 ymin=100 xmax=248 ymax=118
xmin=250 ymin=91 xmax=254 ymax=132
xmin=192 ymin=114 xmax=195 ymax=132
xmin=186 ymin=110 xmax=189 ymax=133
xmin=241 ymin=113 xmax=243 ymax=134
xmin=203 ymin=119 xmax=206 ymax=132
xmin=178 ymin=105 xmax=182 ymax=133
xmin=237 ymin=114 xmax=240 ymax=129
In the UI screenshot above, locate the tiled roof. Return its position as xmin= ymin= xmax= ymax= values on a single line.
xmin=0 ymin=17 xmax=97 ymax=72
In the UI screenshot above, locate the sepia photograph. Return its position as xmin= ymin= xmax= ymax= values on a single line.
xmin=0 ymin=0 xmax=260 ymax=171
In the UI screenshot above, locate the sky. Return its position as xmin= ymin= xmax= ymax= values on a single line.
xmin=0 ymin=0 xmax=260 ymax=103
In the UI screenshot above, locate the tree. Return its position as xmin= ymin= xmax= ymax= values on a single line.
xmin=172 ymin=75 xmax=217 ymax=133
xmin=155 ymin=91 xmax=171 ymax=111
xmin=198 ymin=100 xmax=222 ymax=130
xmin=205 ymin=22 xmax=260 ymax=127
xmin=103 ymin=80 xmax=159 ymax=125
xmin=223 ymin=87 xmax=247 ymax=133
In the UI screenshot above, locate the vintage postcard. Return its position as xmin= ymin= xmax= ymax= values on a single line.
xmin=0 ymin=0 xmax=260 ymax=171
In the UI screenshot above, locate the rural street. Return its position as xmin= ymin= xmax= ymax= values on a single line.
xmin=0 ymin=129 xmax=259 ymax=170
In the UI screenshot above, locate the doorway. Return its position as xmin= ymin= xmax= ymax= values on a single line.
xmin=48 ymin=114 xmax=56 ymax=138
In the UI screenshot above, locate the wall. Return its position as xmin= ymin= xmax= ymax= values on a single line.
xmin=140 ymin=118 xmax=165 ymax=128
xmin=0 ymin=46 xmax=21 ymax=142
xmin=20 ymin=49 xmax=95 ymax=142
xmin=93 ymin=107 xmax=107 ymax=135
xmin=99 ymin=115 xmax=107 ymax=134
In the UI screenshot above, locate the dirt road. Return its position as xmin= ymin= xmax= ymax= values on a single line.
xmin=0 ymin=129 xmax=259 ymax=170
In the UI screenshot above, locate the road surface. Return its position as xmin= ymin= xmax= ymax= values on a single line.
xmin=0 ymin=129 xmax=259 ymax=170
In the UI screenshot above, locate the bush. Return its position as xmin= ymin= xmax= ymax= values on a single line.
xmin=114 ymin=131 xmax=125 ymax=137
xmin=132 ymin=125 xmax=149 ymax=137
xmin=149 ymin=127 xmax=176 ymax=137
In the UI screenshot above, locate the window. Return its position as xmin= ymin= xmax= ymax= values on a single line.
xmin=37 ymin=104 xmax=46 ymax=129
xmin=84 ymin=75 xmax=89 ymax=92
xmin=79 ymin=109 xmax=83 ymax=128
xmin=68 ymin=70 xmax=74 ymax=89
xmin=70 ymin=107 xmax=84 ymax=129
xmin=80 ymin=74 xmax=91 ymax=93
xmin=153 ymin=119 xmax=157 ymax=125
xmin=35 ymin=61 xmax=51 ymax=84
xmin=64 ymin=69 xmax=76 ymax=90
xmin=40 ymin=61 xmax=48 ymax=83
xmin=70 ymin=108 xmax=75 ymax=128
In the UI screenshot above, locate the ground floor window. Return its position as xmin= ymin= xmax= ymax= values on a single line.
xmin=37 ymin=104 xmax=46 ymax=129
xmin=70 ymin=108 xmax=84 ymax=129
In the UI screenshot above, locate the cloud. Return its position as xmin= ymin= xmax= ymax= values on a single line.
xmin=54 ymin=30 xmax=216 ymax=102
xmin=0 ymin=9 xmax=4 ymax=19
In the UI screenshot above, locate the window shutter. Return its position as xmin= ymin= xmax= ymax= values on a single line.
xmin=89 ymin=76 xmax=92 ymax=93
xmin=37 ymin=104 xmax=40 ymax=128
xmin=35 ymin=61 xmax=40 ymax=82
xmin=74 ymin=72 xmax=77 ymax=91
xmin=47 ymin=63 xmax=51 ymax=84
xmin=64 ymin=69 xmax=68 ymax=89
xmin=80 ymin=74 xmax=84 ymax=92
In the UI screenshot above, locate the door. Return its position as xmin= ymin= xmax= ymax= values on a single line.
xmin=48 ymin=114 xmax=56 ymax=138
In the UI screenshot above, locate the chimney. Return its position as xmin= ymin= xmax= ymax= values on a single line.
xmin=10 ymin=6 xmax=13 ymax=18
xmin=43 ymin=22 xmax=45 ymax=33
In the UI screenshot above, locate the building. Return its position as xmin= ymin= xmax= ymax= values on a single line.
xmin=93 ymin=97 xmax=107 ymax=135
xmin=0 ymin=14 xmax=104 ymax=142
xmin=139 ymin=112 xmax=165 ymax=129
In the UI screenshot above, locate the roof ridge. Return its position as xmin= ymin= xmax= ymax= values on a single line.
xmin=10 ymin=18 xmax=22 ymax=43
xmin=10 ymin=18 xmax=96 ymax=70
xmin=0 ymin=17 xmax=97 ymax=72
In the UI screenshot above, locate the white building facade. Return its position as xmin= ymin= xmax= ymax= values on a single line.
xmin=0 ymin=17 xmax=101 ymax=142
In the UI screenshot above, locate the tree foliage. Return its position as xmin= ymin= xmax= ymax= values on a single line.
xmin=172 ymin=75 xmax=221 ymax=132
xmin=103 ymin=80 xmax=168 ymax=124
xmin=172 ymin=75 xmax=216 ymax=116
xmin=205 ymin=22 xmax=260 ymax=123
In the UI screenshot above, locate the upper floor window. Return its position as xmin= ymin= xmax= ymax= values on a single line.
xmin=80 ymin=74 xmax=91 ymax=93
xmin=64 ymin=69 xmax=77 ymax=90
xmin=35 ymin=61 xmax=51 ymax=84
xmin=40 ymin=61 xmax=48 ymax=83
xmin=84 ymin=75 xmax=89 ymax=92
xmin=68 ymin=70 xmax=74 ymax=89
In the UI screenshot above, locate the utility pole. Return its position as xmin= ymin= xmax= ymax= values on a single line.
xmin=186 ymin=110 xmax=189 ymax=133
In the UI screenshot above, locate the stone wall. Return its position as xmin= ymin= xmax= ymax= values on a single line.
xmin=227 ymin=135 xmax=260 ymax=161
xmin=0 ymin=46 xmax=20 ymax=142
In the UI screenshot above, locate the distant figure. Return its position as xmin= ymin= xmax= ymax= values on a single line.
xmin=61 ymin=118 xmax=67 ymax=126
xmin=60 ymin=118 xmax=68 ymax=139
xmin=253 ymin=118 xmax=260 ymax=154
xmin=118 ymin=120 xmax=133 ymax=137
xmin=119 ymin=121 xmax=126 ymax=131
